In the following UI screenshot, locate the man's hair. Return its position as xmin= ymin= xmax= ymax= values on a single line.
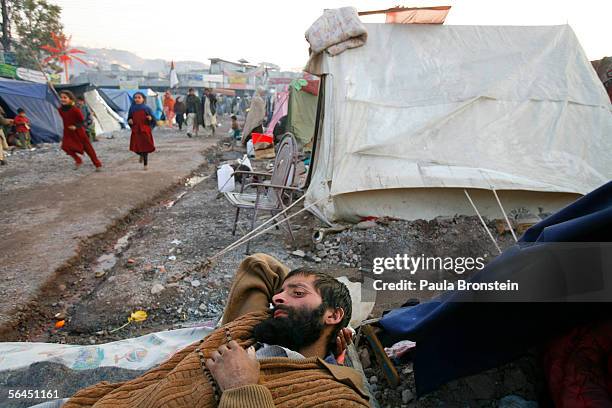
xmin=77 ymin=95 xmax=85 ymax=101
xmin=17 ymin=108 xmax=25 ymax=114
xmin=231 ymin=115 xmax=237 ymax=120
xmin=188 ymin=88 xmax=194 ymax=92
xmin=285 ymin=268 xmax=352 ymax=330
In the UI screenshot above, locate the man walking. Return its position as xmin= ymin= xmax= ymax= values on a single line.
xmin=185 ymin=88 xmax=201 ymax=137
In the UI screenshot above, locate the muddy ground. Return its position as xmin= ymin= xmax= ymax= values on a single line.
xmin=0 ymin=121 xmax=545 ymax=407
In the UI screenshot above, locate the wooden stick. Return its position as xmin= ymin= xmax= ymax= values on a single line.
xmin=358 ymin=5 xmax=451 ymax=16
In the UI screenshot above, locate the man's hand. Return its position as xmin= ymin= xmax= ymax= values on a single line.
xmin=128 ymin=119 xmax=133 ymax=125
xmin=205 ymin=340 xmax=260 ymax=391
xmin=146 ymin=115 xmax=152 ymax=121
xmin=335 ymin=327 xmax=353 ymax=364
xmin=68 ymin=125 xmax=76 ymax=130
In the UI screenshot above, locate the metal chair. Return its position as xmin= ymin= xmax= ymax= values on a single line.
xmin=224 ymin=133 xmax=301 ymax=254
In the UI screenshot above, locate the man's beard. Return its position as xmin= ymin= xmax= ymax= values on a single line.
xmin=252 ymin=304 xmax=327 ymax=351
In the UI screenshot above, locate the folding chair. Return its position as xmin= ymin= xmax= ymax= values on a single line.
xmin=224 ymin=133 xmax=301 ymax=254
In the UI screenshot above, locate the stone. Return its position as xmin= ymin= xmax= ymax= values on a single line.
xmin=315 ymin=243 xmax=325 ymax=251
xmin=191 ymin=280 xmax=201 ymax=287
xmin=199 ymin=303 xmax=207 ymax=311
xmin=369 ymin=375 xmax=378 ymax=385
xmin=151 ymin=283 xmax=165 ymax=295
xmin=402 ymin=389 xmax=414 ymax=404
xmin=291 ymin=250 xmax=306 ymax=257
xmin=359 ymin=348 xmax=371 ymax=369
xmin=58 ymin=284 xmax=66 ymax=292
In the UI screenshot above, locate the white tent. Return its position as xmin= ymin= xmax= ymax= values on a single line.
xmin=305 ymin=24 xmax=612 ymax=222
xmin=84 ymin=89 xmax=123 ymax=135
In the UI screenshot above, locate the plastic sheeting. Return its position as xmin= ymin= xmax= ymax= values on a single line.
xmin=99 ymin=89 xmax=163 ymax=123
xmin=305 ymin=24 xmax=612 ymax=222
xmin=0 ymin=324 xmax=214 ymax=372
xmin=0 ymin=78 xmax=62 ymax=144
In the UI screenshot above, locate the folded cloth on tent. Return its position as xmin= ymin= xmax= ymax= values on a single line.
xmin=305 ymin=7 xmax=367 ymax=57
xmin=378 ymin=181 xmax=612 ymax=396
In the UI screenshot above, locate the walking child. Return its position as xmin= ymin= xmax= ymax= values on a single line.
xmin=128 ymin=92 xmax=156 ymax=170
xmin=231 ymin=115 xmax=241 ymax=140
xmin=14 ymin=108 xmax=32 ymax=149
xmin=76 ymin=95 xmax=97 ymax=142
xmin=58 ymin=90 xmax=103 ymax=170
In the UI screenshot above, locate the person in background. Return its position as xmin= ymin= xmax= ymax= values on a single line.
xmin=202 ymin=88 xmax=217 ymax=137
xmin=0 ymin=106 xmax=13 ymax=165
xmin=174 ymin=96 xmax=186 ymax=131
xmin=163 ymin=90 xmax=175 ymax=128
xmin=58 ymin=90 xmax=102 ymax=171
xmin=241 ymin=87 xmax=266 ymax=145
xmin=128 ymin=92 xmax=156 ymax=170
xmin=76 ymin=96 xmax=97 ymax=142
xmin=231 ymin=114 xmax=241 ymax=140
xmin=14 ymin=108 xmax=32 ymax=149
xmin=185 ymin=88 xmax=201 ymax=138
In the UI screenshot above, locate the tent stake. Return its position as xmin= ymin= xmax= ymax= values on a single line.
xmin=464 ymin=189 xmax=502 ymax=254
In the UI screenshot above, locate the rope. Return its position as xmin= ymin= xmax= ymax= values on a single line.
xmin=463 ymin=189 xmax=502 ymax=254
xmin=210 ymin=196 xmax=325 ymax=261
xmin=214 ymin=195 xmax=306 ymax=258
xmin=491 ymin=188 xmax=518 ymax=242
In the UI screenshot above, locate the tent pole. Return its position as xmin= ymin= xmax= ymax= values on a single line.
xmin=464 ymin=189 xmax=502 ymax=254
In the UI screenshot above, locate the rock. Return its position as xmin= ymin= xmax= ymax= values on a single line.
xmin=369 ymin=375 xmax=378 ymax=385
xmin=54 ymin=312 xmax=66 ymax=321
xmin=359 ymin=348 xmax=371 ymax=369
xmin=168 ymin=255 xmax=177 ymax=261
xmin=291 ymin=250 xmax=306 ymax=257
xmin=143 ymin=264 xmax=153 ymax=272
xmin=151 ymin=283 xmax=165 ymax=295
xmin=315 ymin=243 xmax=325 ymax=251
xmin=191 ymin=280 xmax=201 ymax=287
xmin=314 ymin=257 xmax=322 ymax=263
xmin=199 ymin=303 xmax=207 ymax=311
xmin=167 ymin=273 xmax=184 ymax=283
xmin=402 ymin=389 xmax=414 ymax=404
xmin=58 ymin=284 xmax=66 ymax=292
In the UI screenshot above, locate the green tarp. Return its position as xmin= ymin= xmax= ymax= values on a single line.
xmin=287 ymin=86 xmax=317 ymax=150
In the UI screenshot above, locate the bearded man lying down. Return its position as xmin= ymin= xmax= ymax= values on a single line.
xmin=64 ymin=253 xmax=370 ymax=408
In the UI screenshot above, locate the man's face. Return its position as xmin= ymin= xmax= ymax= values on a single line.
xmin=271 ymin=275 xmax=322 ymax=318
xmin=252 ymin=275 xmax=330 ymax=351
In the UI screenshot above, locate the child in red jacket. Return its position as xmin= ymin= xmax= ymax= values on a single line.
xmin=13 ymin=108 xmax=32 ymax=149
xmin=58 ymin=90 xmax=102 ymax=170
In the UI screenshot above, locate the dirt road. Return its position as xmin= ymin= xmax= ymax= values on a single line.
xmin=0 ymin=128 xmax=217 ymax=338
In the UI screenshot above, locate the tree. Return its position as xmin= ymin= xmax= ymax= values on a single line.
xmin=12 ymin=0 xmax=64 ymax=72
xmin=0 ymin=0 xmax=12 ymax=51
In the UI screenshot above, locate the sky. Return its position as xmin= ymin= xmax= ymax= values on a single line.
xmin=53 ymin=0 xmax=611 ymax=71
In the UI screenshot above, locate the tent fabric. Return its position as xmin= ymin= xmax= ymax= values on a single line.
xmin=265 ymin=91 xmax=288 ymax=137
xmin=0 ymin=78 xmax=62 ymax=144
xmin=287 ymin=86 xmax=318 ymax=149
xmin=101 ymin=89 xmax=164 ymax=122
xmin=385 ymin=7 xmax=450 ymax=24
xmin=378 ymin=181 xmax=612 ymax=396
xmin=84 ymin=90 xmax=123 ymax=134
xmin=305 ymin=24 xmax=612 ymax=222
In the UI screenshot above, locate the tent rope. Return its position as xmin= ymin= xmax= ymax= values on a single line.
xmin=463 ymin=189 xmax=502 ymax=254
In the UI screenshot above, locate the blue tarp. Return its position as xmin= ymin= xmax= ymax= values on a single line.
xmin=99 ymin=89 xmax=163 ymax=122
xmin=379 ymin=181 xmax=612 ymax=395
xmin=0 ymin=78 xmax=62 ymax=144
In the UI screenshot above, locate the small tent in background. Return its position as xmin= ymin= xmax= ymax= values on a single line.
xmin=56 ymin=83 xmax=125 ymax=134
xmin=0 ymin=78 xmax=62 ymax=144
xmin=305 ymin=24 xmax=612 ymax=223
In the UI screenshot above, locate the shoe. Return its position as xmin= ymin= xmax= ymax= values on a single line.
xmin=0 ymin=160 xmax=6 ymax=166
xmin=139 ymin=156 xmax=143 ymax=163
xmin=143 ymin=165 xmax=148 ymax=171
xmin=187 ymin=132 xmax=192 ymax=138
xmin=95 ymin=167 xmax=102 ymax=172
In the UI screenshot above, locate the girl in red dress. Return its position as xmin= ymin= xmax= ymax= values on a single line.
xmin=128 ymin=92 xmax=156 ymax=170
xmin=58 ymin=91 xmax=102 ymax=170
